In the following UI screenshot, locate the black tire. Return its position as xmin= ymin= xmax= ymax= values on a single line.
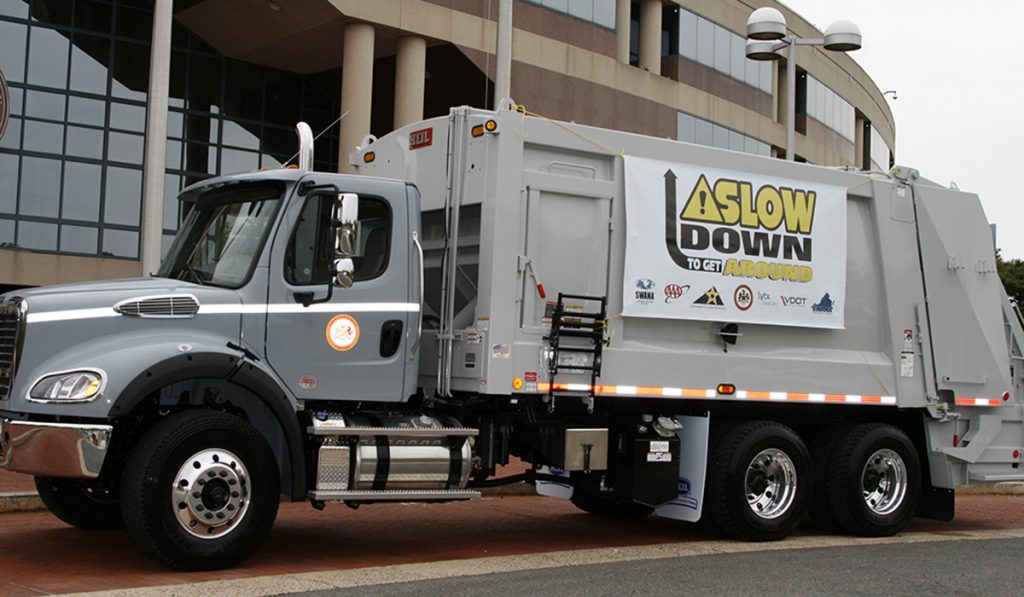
xmin=825 ymin=423 xmax=921 ymax=537
xmin=706 ymin=420 xmax=811 ymax=541
xmin=120 ymin=410 xmax=280 ymax=570
xmin=570 ymin=492 xmax=654 ymax=519
xmin=35 ymin=476 xmax=124 ymax=530
xmin=807 ymin=425 xmax=848 ymax=533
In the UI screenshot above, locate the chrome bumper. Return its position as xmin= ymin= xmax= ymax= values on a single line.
xmin=0 ymin=419 xmax=112 ymax=478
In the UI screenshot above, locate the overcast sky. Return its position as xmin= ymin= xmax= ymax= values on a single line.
xmin=780 ymin=0 xmax=1024 ymax=258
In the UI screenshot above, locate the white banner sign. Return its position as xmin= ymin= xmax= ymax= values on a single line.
xmin=623 ymin=155 xmax=846 ymax=329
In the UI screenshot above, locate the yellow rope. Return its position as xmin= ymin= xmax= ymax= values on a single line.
xmin=510 ymin=103 xmax=625 ymax=157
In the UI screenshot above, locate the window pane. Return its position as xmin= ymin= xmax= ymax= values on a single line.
xmin=0 ymin=218 xmax=13 ymax=247
xmin=7 ymin=85 xmax=23 ymax=116
xmin=593 ymin=0 xmax=614 ymax=28
xmin=19 ymin=155 xmax=61 ymax=217
xmin=696 ymin=17 xmax=714 ymax=66
xmin=759 ymin=62 xmax=771 ymax=93
xmin=74 ymin=0 xmax=112 ymax=33
xmin=18 ymin=220 xmax=57 ymax=251
xmin=60 ymin=224 xmax=98 ymax=254
xmin=729 ymin=130 xmax=745 ymax=152
xmin=62 ymin=161 xmax=101 ymax=221
xmin=221 ymin=148 xmax=258 ymax=174
xmin=24 ymin=90 xmax=65 ymax=120
xmin=694 ymin=117 xmax=712 ymax=146
xmin=0 ymin=117 xmax=21 ymax=150
xmin=0 ymin=20 xmax=27 ymax=82
xmin=68 ymin=96 xmax=107 ymax=126
xmin=110 ymin=102 xmax=146 ymax=132
xmin=111 ymin=40 xmax=148 ymax=101
xmin=69 ymin=33 xmax=109 ymax=94
xmin=107 ymin=131 xmax=144 ymax=164
xmin=0 ymin=1 xmax=29 ymax=18
xmin=677 ymin=112 xmax=695 ymax=143
xmin=222 ymin=120 xmax=260 ymax=150
xmin=103 ymin=166 xmax=142 ymax=226
xmin=744 ymin=52 xmax=759 ymax=87
xmin=713 ymin=25 xmax=730 ymax=73
xmin=567 ymin=0 xmax=593 ymax=21
xmin=27 ymin=25 xmax=69 ymax=88
xmin=712 ymin=124 xmax=729 ymax=149
xmin=0 ymin=153 xmax=18 ymax=213
xmin=102 ymin=228 xmax=138 ymax=258
xmin=162 ymin=173 xmax=180 ymax=229
xmin=679 ymin=9 xmax=697 ymax=59
xmin=165 ymin=138 xmax=182 ymax=170
xmin=66 ymin=125 xmax=104 ymax=159
xmin=730 ymin=35 xmax=744 ymax=80
xmin=22 ymin=119 xmax=64 ymax=154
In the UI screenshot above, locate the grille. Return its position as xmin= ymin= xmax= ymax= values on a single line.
xmin=0 ymin=298 xmax=24 ymax=401
xmin=114 ymin=295 xmax=200 ymax=318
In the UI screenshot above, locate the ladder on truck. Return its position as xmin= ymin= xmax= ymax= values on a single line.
xmin=544 ymin=293 xmax=607 ymax=413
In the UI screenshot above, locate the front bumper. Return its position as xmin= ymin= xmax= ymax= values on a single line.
xmin=0 ymin=419 xmax=112 ymax=478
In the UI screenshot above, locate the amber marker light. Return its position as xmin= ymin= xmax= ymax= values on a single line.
xmin=717 ymin=383 xmax=736 ymax=395
xmin=471 ymin=124 xmax=485 ymax=137
xmin=484 ymin=119 xmax=498 ymax=132
xmin=363 ymin=151 xmax=376 ymax=163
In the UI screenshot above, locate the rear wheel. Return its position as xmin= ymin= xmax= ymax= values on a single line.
xmin=35 ymin=476 xmax=123 ymax=530
xmin=706 ymin=420 xmax=811 ymax=541
xmin=825 ymin=423 xmax=920 ymax=536
xmin=120 ymin=410 xmax=280 ymax=570
xmin=570 ymin=492 xmax=653 ymax=519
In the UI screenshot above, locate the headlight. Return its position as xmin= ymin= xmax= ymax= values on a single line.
xmin=29 ymin=370 xmax=105 ymax=402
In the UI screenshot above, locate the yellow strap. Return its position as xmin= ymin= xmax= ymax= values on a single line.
xmin=511 ymin=104 xmax=625 ymax=157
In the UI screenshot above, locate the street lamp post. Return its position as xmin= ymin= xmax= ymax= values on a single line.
xmin=745 ymin=7 xmax=861 ymax=161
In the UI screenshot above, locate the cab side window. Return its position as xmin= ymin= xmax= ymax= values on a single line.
xmin=285 ymin=196 xmax=391 ymax=285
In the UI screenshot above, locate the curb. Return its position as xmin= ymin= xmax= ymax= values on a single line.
xmin=0 ymin=491 xmax=44 ymax=513
xmin=3 ymin=482 xmax=1020 ymax=515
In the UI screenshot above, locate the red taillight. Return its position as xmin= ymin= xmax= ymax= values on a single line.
xmin=953 ymin=434 xmax=959 ymax=447
xmin=1003 ymin=392 xmax=1010 ymax=402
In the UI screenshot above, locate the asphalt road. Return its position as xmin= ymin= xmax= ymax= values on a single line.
xmin=291 ymin=537 xmax=1024 ymax=597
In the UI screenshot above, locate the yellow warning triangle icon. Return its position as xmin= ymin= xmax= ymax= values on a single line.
xmin=680 ymin=174 xmax=723 ymax=224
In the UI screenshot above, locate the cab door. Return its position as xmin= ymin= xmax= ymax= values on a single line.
xmin=264 ymin=176 xmax=415 ymax=402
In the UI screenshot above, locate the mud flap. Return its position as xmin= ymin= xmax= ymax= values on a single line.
xmin=655 ymin=414 xmax=709 ymax=522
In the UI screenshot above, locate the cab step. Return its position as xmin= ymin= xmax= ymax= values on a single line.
xmin=308 ymin=489 xmax=481 ymax=501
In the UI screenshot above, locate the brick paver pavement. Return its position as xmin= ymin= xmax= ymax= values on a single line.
xmin=0 ymin=494 xmax=1022 ymax=595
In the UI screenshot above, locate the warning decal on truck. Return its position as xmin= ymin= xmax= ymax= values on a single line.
xmin=623 ymin=155 xmax=846 ymax=329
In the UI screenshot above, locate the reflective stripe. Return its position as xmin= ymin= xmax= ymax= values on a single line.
xmin=955 ymin=397 xmax=1002 ymax=406
xmin=27 ymin=302 xmax=420 ymax=323
xmin=533 ymin=382 xmax=895 ymax=405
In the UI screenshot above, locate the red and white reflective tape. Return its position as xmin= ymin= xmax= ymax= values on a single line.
xmin=533 ymin=383 xmax=895 ymax=405
xmin=955 ymin=397 xmax=1002 ymax=407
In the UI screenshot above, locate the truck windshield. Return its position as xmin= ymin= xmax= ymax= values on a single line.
xmin=158 ymin=182 xmax=284 ymax=288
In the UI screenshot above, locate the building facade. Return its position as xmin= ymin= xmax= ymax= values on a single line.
xmin=0 ymin=0 xmax=895 ymax=291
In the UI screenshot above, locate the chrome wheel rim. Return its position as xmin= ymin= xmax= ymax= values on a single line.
xmin=171 ymin=448 xmax=250 ymax=539
xmin=744 ymin=448 xmax=797 ymax=520
xmin=861 ymin=448 xmax=907 ymax=516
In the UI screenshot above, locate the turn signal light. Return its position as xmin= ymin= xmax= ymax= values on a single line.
xmin=484 ymin=119 xmax=498 ymax=132
xmin=717 ymin=383 xmax=736 ymax=395
xmin=363 ymin=151 xmax=376 ymax=163
xmin=471 ymin=124 xmax=485 ymax=137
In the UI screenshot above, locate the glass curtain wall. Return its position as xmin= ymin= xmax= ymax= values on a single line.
xmin=0 ymin=0 xmax=341 ymax=260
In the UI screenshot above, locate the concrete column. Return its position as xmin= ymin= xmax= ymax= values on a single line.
xmin=638 ymin=0 xmax=661 ymax=73
xmin=394 ymin=36 xmax=426 ymax=129
xmin=339 ymin=23 xmax=375 ymax=174
xmin=140 ymin=0 xmax=173 ymax=275
xmin=854 ymin=115 xmax=866 ymax=169
xmin=615 ymin=0 xmax=631 ymax=64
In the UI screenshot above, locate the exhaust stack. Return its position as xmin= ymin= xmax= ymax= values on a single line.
xmin=296 ymin=122 xmax=314 ymax=171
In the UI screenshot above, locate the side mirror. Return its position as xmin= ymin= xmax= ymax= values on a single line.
xmin=334 ymin=257 xmax=355 ymax=288
xmin=334 ymin=193 xmax=359 ymax=257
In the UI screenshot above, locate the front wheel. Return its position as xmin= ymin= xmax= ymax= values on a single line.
xmin=825 ymin=423 xmax=921 ymax=536
xmin=35 ymin=476 xmax=123 ymax=530
xmin=705 ymin=420 xmax=811 ymax=541
xmin=120 ymin=410 xmax=280 ymax=570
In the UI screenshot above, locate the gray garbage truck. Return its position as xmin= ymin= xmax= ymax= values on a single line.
xmin=2 ymin=104 xmax=1022 ymax=570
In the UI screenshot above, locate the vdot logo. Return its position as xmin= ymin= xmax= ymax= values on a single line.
xmin=0 ymin=70 xmax=9 ymax=141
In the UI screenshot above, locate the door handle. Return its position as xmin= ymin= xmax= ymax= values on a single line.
xmin=380 ymin=320 xmax=403 ymax=358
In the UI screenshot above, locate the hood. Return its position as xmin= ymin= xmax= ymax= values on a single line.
xmin=5 ymin=277 xmax=243 ymax=317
